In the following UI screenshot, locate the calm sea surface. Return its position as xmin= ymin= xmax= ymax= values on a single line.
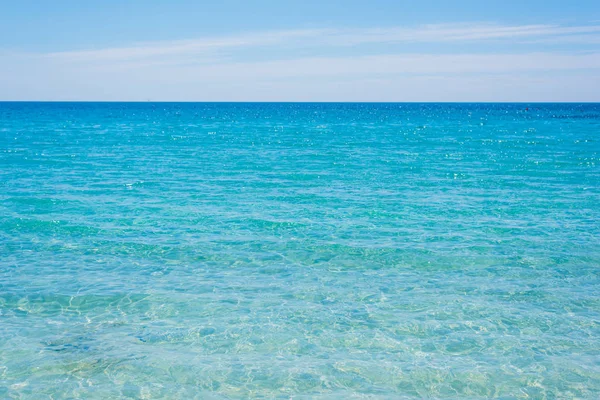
xmin=1 ymin=103 xmax=599 ymax=398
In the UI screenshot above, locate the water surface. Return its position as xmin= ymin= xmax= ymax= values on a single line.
xmin=1 ymin=103 xmax=599 ymax=398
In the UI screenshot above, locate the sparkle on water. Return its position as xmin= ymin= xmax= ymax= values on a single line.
xmin=1 ymin=102 xmax=599 ymax=399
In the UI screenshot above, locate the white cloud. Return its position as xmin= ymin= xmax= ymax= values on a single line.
xmin=43 ymin=29 xmax=330 ymax=62
xmin=36 ymin=23 xmax=600 ymax=65
xmin=1 ymin=22 xmax=600 ymax=101
xmin=161 ymin=52 xmax=600 ymax=79
xmin=320 ymin=24 xmax=600 ymax=45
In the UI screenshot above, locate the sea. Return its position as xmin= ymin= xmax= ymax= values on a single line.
xmin=1 ymin=102 xmax=599 ymax=399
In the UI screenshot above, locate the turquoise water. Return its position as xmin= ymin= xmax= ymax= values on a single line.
xmin=1 ymin=102 xmax=599 ymax=399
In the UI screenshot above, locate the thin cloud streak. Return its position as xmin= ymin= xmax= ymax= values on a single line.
xmin=38 ymin=23 xmax=600 ymax=64
xmin=142 ymin=52 xmax=600 ymax=80
xmin=7 ymin=51 xmax=598 ymax=81
xmin=322 ymin=24 xmax=600 ymax=45
xmin=43 ymin=29 xmax=332 ymax=62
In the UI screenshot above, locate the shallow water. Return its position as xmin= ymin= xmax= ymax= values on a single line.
xmin=1 ymin=102 xmax=599 ymax=398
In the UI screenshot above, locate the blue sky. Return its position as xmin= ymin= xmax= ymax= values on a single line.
xmin=1 ymin=0 xmax=599 ymax=101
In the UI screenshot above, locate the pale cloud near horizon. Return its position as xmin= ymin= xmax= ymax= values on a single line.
xmin=1 ymin=22 xmax=600 ymax=101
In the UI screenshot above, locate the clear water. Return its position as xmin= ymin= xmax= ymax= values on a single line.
xmin=1 ymin=102 xmax=599 ymax=399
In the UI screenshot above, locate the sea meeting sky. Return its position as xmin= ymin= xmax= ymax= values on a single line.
xmin=1 ymin=0 xmax=599 ymax=102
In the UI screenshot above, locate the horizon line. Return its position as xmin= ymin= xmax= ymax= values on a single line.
xmin=1 ymin=100 xmax=600 ymax=104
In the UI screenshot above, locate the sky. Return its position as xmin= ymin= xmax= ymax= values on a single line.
xmin=1 ymin=0 xmax=599 ymax=101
